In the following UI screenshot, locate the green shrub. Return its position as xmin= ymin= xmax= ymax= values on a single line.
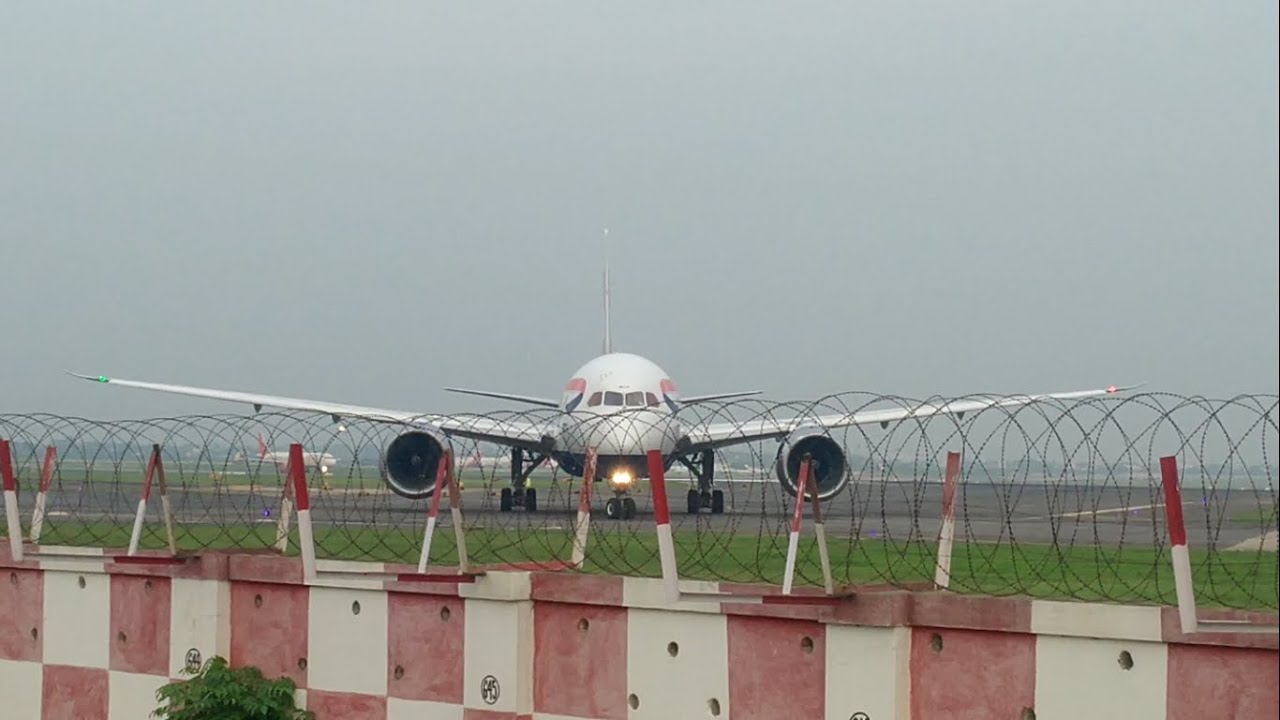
xmin=152 ymin=656 xmax=314 ymax=720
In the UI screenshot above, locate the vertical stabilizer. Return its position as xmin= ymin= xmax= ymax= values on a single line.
xmin=603 ymin=258 xmax=613 ymax=354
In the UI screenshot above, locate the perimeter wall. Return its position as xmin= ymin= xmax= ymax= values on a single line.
xmin=1 ymin=547 xmax=1276 ymax=720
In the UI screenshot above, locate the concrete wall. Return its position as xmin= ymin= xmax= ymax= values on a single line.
xmin=1 ymin=546 xmax=1276 ymax=720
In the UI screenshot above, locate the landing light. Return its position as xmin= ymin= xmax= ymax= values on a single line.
xmin=606 ymin=470 xmax=634 ymax=492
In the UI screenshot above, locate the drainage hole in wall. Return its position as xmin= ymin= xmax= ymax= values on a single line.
xmin=667 ymin=641 xmax=679 ymax=657
xmin=708 ymin=698 xmax=722 ymax=716
xmin=628 ymin=694 xmax=640 ymax=710
xmin=801 ymin=636 xmax=814 ymax=654
xmin=1021 ymin=707 xmax=1037 ymax=720
xmin=297 ymin=658 xmax=308 ymax=671
xmin=352 ymin=601 xmax=361 ymax=615
xmin=254 ymin=594 xmax=263 ymax=608
xmin=440 ymin=606 xmax=451 ymax=622
xmin=930 ymin=633 xmax=943 ymax=652
xmin=393 ymin=665 xmax=405 ymax=680
xmin=578 ymin=618 xmax=590 ymax=632
xmin=118 ymin=631 xmax=127 ymax=644
xmin=1118 ymin=650 xmax=1134 ymax=670
xmin=31 ymin=628 xmax=38 ymax=641
xmin=78 ymin=576 xmax=86 ymax=589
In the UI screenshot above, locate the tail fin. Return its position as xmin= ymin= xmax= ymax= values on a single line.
xmin=256 ymin=432 xmax=268 ymax=459
xmin=602 ymin=226 xmax=613 ymax=355
xmin=602 ymin=257 xmax=612 ymax=354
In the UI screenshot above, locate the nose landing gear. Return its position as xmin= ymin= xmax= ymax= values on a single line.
xmin=604 ymin=494 xmax=637 ymax=520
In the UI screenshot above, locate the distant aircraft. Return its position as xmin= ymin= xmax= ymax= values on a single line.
xmin=70 ymin=262 xmax=1134 ymax=520
xmin=251 ymin=432 xmax=337 ymax=476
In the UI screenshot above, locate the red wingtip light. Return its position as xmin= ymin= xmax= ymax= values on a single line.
xmin=1107 ymin=385 xmax=1117 ymax=393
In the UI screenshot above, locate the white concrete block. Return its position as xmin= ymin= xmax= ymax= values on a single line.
xmin=825 ymin=625 xmax=911 ymax=720
xmin=42 ymin=570 xmax=110 ymax=668
xmin=1034 ymin=635 xmax=1167 ymax=720
xmin=169 ymin=578 xmax=231 ymax=679
xmin=0 ymin=659 xmax=42 ymax=720
xmin=626 ymin=608 xmax=730 ymax=718
xmin=306 ymin=587 xmax=390 ymax=696
xmin=464 ymin=598 xmax=533 ymax=714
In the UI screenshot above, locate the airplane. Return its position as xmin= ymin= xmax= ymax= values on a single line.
xmin=247 ymin=432 xmax=338 ymax=476
xmin=68 ymin=263 xmax=1135 ymax=520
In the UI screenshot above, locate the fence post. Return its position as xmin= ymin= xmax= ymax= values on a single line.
xmin=416 ymin=452 xmax=452 ymax=574
xmin=1159 ymin=455 xmax=1198 ymax=634
xmin=289 ymin=444 xmax=317 ymax=583
xmin=646 ymin=449 xmax=680 ymax=602
xmin=1 ymin=439 xmax=22 ymax=562
xmin=934 ymin=451 xmax=961 ymax=590
xmin=29 ymin=445 xmax=57 ymax=544
xmin=570 ymin=448 xmax=598 ymax=568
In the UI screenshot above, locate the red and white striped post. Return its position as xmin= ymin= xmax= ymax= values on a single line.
xmin=1 ymin=439 xmax=22 ymax=562
xmin=127 ymin=444 xmax=177 ymax=556
xmin=646 ymin=449 xmax=680 ymax=602
xmin=288 ymin=443 xmax=317 ymax=582
xmin=417 ymin=452 xmax=452 ymax=574
xmin=274 ymin=459 xmax=295 ymax=553
xmin=782 ymin=458 xmax=810 ymax=595
xmin=570 ymin=448 xmax=598 ymax=567
xmin=808 ymin=464 xmax=834 ymax=595
xmin=933 ymin=451 xmax=961 ymax=589
xmin=28 ymin=445 xmax=57 ymax=544
xmin=446 ymin=452 xmax=468 ymax=573
xmin=781 ymin=457 xmax=835 ymax=595
xmin=1160 ymin=455 xmax=1198 ymax=634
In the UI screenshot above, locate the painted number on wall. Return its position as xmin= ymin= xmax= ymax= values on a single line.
xmin=481 ymin=674 xmax=501 ymax=705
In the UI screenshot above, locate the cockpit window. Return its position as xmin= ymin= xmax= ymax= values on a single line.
xmin=603 ymin=391 xmax=624 ymax=406
xmin=625 ymin=391 xmax=646 ymax=407
xmin=645 ymin=392 xmax=659 ymax=407
xmin=587 ymin=391 xmax=603 ymax=407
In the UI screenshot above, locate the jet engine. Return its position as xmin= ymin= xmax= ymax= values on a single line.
xmin=383 ymin=429 xmax=452 ymax=499
xmin=774 ymin=427 xmax=849 ymax=500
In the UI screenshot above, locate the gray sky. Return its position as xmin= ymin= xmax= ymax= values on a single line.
xmin=2 ymin=2 xmax=1276 ymax=419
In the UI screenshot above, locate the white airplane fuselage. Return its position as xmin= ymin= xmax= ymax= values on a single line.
xmin=260 ymin=450 xmax=338 ymax=475
xmin=545 ymin=351 xmax=687 ymax=490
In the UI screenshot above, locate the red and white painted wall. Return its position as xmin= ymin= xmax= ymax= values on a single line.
xmin=1 ymin=546 xmax=1276 ymax=720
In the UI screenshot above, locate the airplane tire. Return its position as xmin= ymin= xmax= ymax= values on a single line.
xmin=623 ymin=497 xmax=637 ymax=520
xmin=524 ymin=487 xmax=537 ymax=512
xmin=605 ymin=497 xmax=621 ymax=520
xmin=499 ymin=487 xmax=513 ymax=512
xmin=710 ymin=489 xmax=724 ymax=514
xmin=686 ymin=489 xmax=700 ymax=514
xmin=700 ymin=490 xmax=712 ymax=508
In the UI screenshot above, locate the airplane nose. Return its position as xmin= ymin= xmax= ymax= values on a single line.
xmin=597 ymin=410 xmax=673 ymax=456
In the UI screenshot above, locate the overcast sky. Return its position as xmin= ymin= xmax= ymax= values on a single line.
xmin=2 ymin=2 xmax=1276 ymax=420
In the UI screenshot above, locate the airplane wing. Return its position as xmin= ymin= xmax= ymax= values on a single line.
xmin=66 ymin=372 xmax=554 ymax=449
xmin=681 ymin=384 xmax=1140 ymax=451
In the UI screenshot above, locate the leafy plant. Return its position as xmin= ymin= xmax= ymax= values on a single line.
xmin=153 ymin=656 xmax=314 ymax=720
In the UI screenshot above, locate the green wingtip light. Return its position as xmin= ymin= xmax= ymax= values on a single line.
xmin=97 ymin=375 xmax=109 ymax=383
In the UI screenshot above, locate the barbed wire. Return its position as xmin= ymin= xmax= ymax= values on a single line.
xmin=2 ymin=391 xmax=1276 ymax=610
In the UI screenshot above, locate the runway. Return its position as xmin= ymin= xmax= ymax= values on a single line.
xmin=13 ymin=472 xmax=1274 ymax=553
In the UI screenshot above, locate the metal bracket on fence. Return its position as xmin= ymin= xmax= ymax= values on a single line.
xmin=647 ymin=449 xmax=849 ymax=606
xmin=417 ymin=450 xmax=471 ymax=575
xmin=127 ymin=443 xmax=179 ymax=557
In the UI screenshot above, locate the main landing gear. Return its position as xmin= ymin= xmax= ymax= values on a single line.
xmin=499 ymin=447 xmax=549 ymax=513
xmin=680 ymin=450 xmax=724 ymax=515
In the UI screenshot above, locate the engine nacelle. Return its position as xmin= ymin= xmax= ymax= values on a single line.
xmin=383 ymin=429 xmax=452 ymax=500
xmin=774 ymin=427 xmax=849 ymax=500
